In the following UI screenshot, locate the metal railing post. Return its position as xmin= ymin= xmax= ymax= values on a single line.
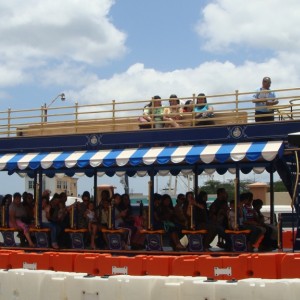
xmin=112 ymin=100 xmax=116 ymax=131
xmin=235 ymin=90 xmax=239 ymax=121
xmin=7 ymin=108 xmax=11 ymax=137
xmin=41 ymin=105 xmax=46 ymax=123
xmin=192 ymin=93 xmax=196 ymax=127
xmin=75 ymin=102 xmax=79 ymax=133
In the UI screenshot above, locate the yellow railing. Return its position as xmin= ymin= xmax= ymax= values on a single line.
xmin=1 ymin=87 xmax=300 ymax=138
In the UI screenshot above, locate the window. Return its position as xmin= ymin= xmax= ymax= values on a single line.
xmin=28 ymin=180 xmax=34 ymax=189
xmin=57 ymin=181 xmax=62 ymax=189
xmin=63 ymin=181 xmax=68 ymax=190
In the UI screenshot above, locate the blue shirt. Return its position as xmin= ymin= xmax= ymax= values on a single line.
xmin=194 ymin=104 xmax=209 ymax=113
xmin=253 ymin=88 xmax=276 ymax=113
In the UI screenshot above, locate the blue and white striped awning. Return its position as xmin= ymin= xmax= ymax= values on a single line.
xmin=0 ymin=141 xmax=284 ymax=173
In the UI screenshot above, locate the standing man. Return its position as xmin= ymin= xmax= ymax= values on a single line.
xmin=252 ymin=76 xmax=278 ymax=122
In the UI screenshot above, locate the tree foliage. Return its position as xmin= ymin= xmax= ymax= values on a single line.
xmin=199 ymin=179 xmax=287 ymax=199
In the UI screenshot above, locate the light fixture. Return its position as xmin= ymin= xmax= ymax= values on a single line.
xmin=46 ymin=93 xmax=66 ymax=108
xmin=43 ymin=93 xmax=66 ymax=122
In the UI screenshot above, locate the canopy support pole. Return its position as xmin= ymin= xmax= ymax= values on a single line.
xmin=194 ymin=165 xmax=199 ymax=196
xmin=234 ymin=164 xmax=240 ymax=230
xmin=93 ymin=169 xmax=97 ymax=205
xmin=37 ymin=169 xmax=43 ymax=227
xmin=270 ymin=163 xmax=275 ymax=225
xmin=33 ymin=170 xmax=38 ymax=205
xmin=148 ymin=169 xmax=155 ymax=230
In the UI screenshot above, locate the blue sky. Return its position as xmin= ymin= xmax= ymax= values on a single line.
xmin=0 ymin=0 xmax=299 ymax=195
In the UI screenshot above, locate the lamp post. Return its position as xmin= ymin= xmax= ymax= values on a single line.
xmin=43 ymin=93 xmax=66 ymax=122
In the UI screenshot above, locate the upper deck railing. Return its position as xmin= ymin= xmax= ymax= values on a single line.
xmin=1 ymin=88 xmax=300 ymax=138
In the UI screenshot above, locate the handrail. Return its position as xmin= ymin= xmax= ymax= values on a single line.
xmin=0 ymin=87 xmax=300 ymax=138
xmin=292 ymin=150 xmax=299 ymax=207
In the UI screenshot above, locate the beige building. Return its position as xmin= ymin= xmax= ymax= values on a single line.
xmin=248 ymin=182 xmax=292 ymax=205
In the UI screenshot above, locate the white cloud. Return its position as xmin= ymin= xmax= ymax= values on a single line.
xmin=38 ymin=62 xmax=98 ymax=88
xmin=0 ymin=63 xmax=26 ymax=87
xmin=196 ymin=0 xmax=300 ymax=53
xmin=1 ymin=0 xmax=300 ymax=112
xmin=0 ymin=0 xmax=126 ymax=77
xmin=71 ymin=58 xmax=300 ymax=108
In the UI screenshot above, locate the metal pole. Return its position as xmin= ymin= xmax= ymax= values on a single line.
xmin=7 ymin=108 xmax=11 ymax=137
xmin=234 ymin=165 xmax=240 ymax=230
xmin=93 ymin=169 xmax=97 ymax=205
xmin=124 ymin=174 xmax=129 ymax=194
xmin=38 ymin=170 xmax=43 ymax=227
xmin=75 ymin=102 xmax=79 ymax=133
xmin=194 ymin=165 xmax=199 ymax=196
xmin=270 ymin=164 xmax=275 ymax=225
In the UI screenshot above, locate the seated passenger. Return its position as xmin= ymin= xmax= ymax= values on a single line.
xmin=159 ymin=193 xmax=185 ymax=250
xmin=77 ymin=191 xmax=98 ymax=249
xmin=139 ymin=95 xmax=165 ymax=129
xmin=252 ymin=198 xmax=278 ymax=250
xmin=185 ymin=190 xmax=218 ymax=250
xmin=241 ymin=192 xmax=273 ymax=251
xmin=41 ymin=196 xmax=61 ymax=249
xmin=112 ymin=193 xmax=131 ymax=248
xmin=183 ymin=100 xmax=193 ymax=113
xmin=22 ymin=192 xmax=34 ymax=224
xmin=9 ymin=192 xmax=35 ymax=247
xmin=195 ymin=93 xmax=214 ymax=125
xmin=173 ymin=193 xmax=188 ymax=229
xmin=163 ymin=94 xmax=183 ymax=127
xmin=99 ymin=198 xmax=110 ymax=228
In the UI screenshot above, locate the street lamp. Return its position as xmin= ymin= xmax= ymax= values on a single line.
xmin=43 ymin=93 xmax=66 ymax=122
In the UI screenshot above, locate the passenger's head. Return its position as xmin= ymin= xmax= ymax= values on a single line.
xmin=240 ymin=192 xmax=253 ymax=205
xmin=185 ymin=191 xmax=194 ymax=203
xmin=197 ymin=190 xmax=208 ymax=203
xmin=184 ymin=99 xmax=193 ymax=112
xmin=152 ymin=95 xmax=162 ymax=107
xmin=27 ymin=193 xmax=34 ymax=205
xmin=161 ymin=194 xmax=173 ymax=207
xmin=41 ymin=195 xmax=49 ymax=207
xmin=153 ymin=193 xmax=162 ymax=207
xmin=262 ymin=76 xmax=271 ymax=89
xmin=82 ymin=191 xmax=91 ymax=202
xmin=88 ymin=202 xmax=95 ymax=210
xmin=197 ymin=93 xmax=207 ymax=104
xmin=101 ymin=190 xmax=111 ymax=202
xmin=121 ymin=193 xmax=131 ymax=206
xmin=13 ymin=192 xmax=22 ymax=204
xmin=59 ymin=192 xmax=67 ymax=203
xmin=51 ymin=193 xmax=61 ymax=206
xmin=22 ymin=191 xmax=28 ymax=202
xmin=2 ymin=194 xmax=12 ymax=206
xmin=102 ymin=198 xmax=110 ymax=208
xmin=176 ymin=193 xmax=185 ymax=204
xmin=169 ymin=94 xmax=180 ymax=105
xmin=252 ymin=198 xmax=263 ymax=210
xmin=217 ymin=188 xmax=228 ymax=201
xmin=113 ymin=193 xmax=122 ymax=205
xmin=42 ymin=189 xmax=51 ymax=201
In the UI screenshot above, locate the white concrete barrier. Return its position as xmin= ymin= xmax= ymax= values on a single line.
xmin=0 ymin=269 xmax=55 ymax=300
xmin=39 ymin=271 xmax=87 ymax=300
xmin=0 ymin=270 xmax=300 ymax=300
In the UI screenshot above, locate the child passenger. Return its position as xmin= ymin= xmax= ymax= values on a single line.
xmin=85 ymin=202 xmax=97 ymax=230
xmin=84 ymin=202 xmax=98 ymax=249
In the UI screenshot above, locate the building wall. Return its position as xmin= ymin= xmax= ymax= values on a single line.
xmin=25 ymin=175 xmax=78 ymax=196
xmin=266 ymin=192 xmax=292 ymax=206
